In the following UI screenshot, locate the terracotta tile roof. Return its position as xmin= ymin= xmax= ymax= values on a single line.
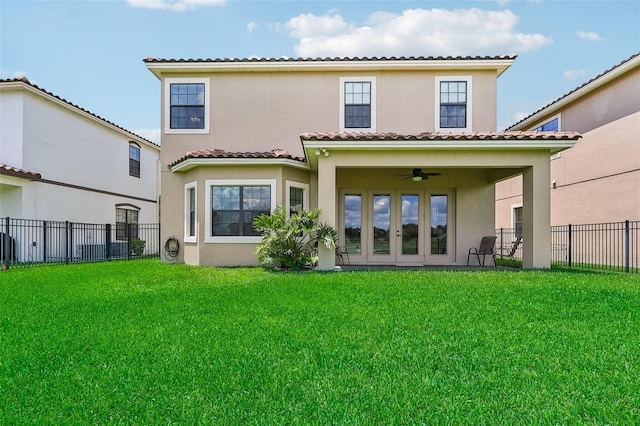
xmin=170 ymin=148 xmax=306 ymax=168
xmin=300 ymin=131 xmax=582 ymax=141
xmin=0 ymin=77 xmax=159 ymax=148
xmin=507 ymin=52 xmax=640 ymax=130
xmin=0 ymin=164 xmax=42 ymax=180
xmin=144 ymin=54 xmax=516 ymax=63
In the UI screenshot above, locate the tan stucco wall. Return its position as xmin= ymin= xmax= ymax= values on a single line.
xmin=496 ymin=65 xmax=639 ymax=228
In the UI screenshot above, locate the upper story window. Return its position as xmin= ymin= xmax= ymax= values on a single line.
xmin=435 ymin=76 xmax=472 ymax=132
xmin=533 ymin=116 xmax=559 ymax=132
xmin=164 ymin=78 xmax=210 ymax=134
xmin=340 ymin=77 xmax=376 ymax=132
xmin=129 ymin=142 xmax=140 ymax=178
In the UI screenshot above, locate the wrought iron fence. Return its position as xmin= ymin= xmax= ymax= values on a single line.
xmin=497 ymin=220 xmax=639 ymax=273
xmin=1 ymin=217 xmax=160 ymax=269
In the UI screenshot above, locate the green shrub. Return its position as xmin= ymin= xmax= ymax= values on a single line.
xmin=131 ymin=239 xmax=146 ymax=256
xmin=253 ymin=206 xmax=339 ymax=270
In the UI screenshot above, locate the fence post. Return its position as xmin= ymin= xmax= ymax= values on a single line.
xmin=625 ymin=220 xmax=630 ymax=273
xmin=3 ymin=217 xmax=9 ymax=270
xmin=500 ymin=228 xmax=504 ymax=256
xmin=43 ymin=221 xmax=48 ymax=263
xmin=127 ymin=223 xmax=133 ymax=260
xmin=105 ymin=224 xmax=111 ymax=261
xmin=65 ymin=221 xmax=71 ymax=264
xmin=568 ymin=224 xmax=572 ymax=268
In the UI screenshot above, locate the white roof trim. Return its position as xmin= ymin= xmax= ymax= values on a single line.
xmin=170 ymin=157 xmax=310 ymax=173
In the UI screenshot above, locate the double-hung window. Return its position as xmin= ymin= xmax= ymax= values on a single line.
xmin=129 ymin=142 xmax=140 ymax=178
xmin=435 ymin=76 xmax=472 ymax=132
xmin=205 ymin=179 xmax=276 ymax=243
xmin=340 ymin=77 xmax=376 ymax=131
xmin=164 ymin=78 xmax=210 ymax=134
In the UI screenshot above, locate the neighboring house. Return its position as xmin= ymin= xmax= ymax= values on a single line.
xmin=145 ymin=55 xmax=579 ymax=269
xmin=0 ymin=77 xmax=160 ymax=226
xmin=496 ymin=52 xmax=639 ymax=231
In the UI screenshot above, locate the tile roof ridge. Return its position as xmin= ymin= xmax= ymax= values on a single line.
xmin=144 ymin=54 xmax=517 ymax=63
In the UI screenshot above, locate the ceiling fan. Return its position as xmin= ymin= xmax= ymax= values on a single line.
xmin=398 ymin=168 xmax=442 ymax=182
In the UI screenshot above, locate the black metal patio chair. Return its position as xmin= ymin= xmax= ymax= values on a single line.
xmin=467 ymin=236 xmax=497 ymax=267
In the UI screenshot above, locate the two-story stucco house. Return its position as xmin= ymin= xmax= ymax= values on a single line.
xmin=0 ymin=77 xmax=160 ymax=225
xmin=145 ymin=55 xmax=580 ymax=270
xmin=496 ymin=52 xmax=639 ymax=231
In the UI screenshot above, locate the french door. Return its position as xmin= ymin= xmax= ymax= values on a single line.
xmin=341 ymin=190 xmax=453 ymax=265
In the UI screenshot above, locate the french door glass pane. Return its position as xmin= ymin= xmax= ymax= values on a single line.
xmin=344 ymin=194 xmax=362 ymax=255
xmin=402 ymin=195 xmax=419 ymax=255
xmin=373 ymin=195 xmax=391 ymax=255
xmin=431 ymin=195 xmax=447 ymax=254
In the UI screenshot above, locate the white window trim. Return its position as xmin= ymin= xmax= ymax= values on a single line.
xmin=205 ymin=179 xmax=277 ymax=244
xmin=285 ymin=180 xmax=309 ymax=216
xmin=511 ymin=203 xmax=523 ymax=229
xmin=435 ymin=76 xmax=472 ymax=132
xmin=184 ymin=181 xmax=197 ymax=243
xmin=530 ymin=113 xmax=562 ymax=132
xmin=164 ymin=77 xmax=210 ymax=135
xmin=339 ymin=76 xmax=376 ymax=132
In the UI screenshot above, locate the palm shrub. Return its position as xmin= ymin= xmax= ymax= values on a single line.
xmin=253 ymin=206 xmax=339 ymax=270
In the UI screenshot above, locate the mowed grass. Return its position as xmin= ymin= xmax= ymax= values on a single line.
xmin=1 ymin=261 xmax=639 ymax=424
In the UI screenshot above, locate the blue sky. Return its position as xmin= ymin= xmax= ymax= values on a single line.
xmin=1 ymin=0 xmax=638 ymax=143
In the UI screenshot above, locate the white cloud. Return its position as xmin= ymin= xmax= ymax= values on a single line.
xmin=282 ymin=8 xmax=553 ymax=58
xmin=513 ymin=112 xmax=530 ymax=123
xmin=127 ymin=0 xmax=225 ymax=12
xmin=577 ymin=30 xmax=603 ymax=41
xmin=563 ymin=69 xmax=586 ymax=80
xmin=132 ymin=128 xmax=162 ymax=145
xmin=247 ymin=22 xmax=257 ymax=34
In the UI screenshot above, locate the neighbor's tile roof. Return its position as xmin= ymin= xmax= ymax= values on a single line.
xmin=507 ymin=52 xmax=640 ymax=130
xmin=169 ymin=148 xmax=306 ymax=168
xmin=0 ymin=77 xmax=158 ymax=147
xmin=144 ymin=54 xmax=516 ymax=63
xmin=0 ymin=164 xmax=42 ymax=180
xmin=300 ymin=131 xmax=582 ymax=141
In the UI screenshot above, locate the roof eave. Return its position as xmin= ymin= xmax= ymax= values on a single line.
xmin=170 ymin=157 xmax=310 ymax=173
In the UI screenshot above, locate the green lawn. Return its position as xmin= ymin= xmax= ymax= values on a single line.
xmin=1 ymin=261 xmax=639 ymax=424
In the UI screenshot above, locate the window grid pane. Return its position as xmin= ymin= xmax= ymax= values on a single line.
xmin=170 ymin=83 xmax=205 ymax=129
xmin=440 ymin=81 xmax=467 ymax=128
xmin=290 ymin=187 xmax=304 ymax=215
xmin=344 ymin=81 xmax=372 ymax=128
xmin=211 ymin=185 xmax=271 ymax=236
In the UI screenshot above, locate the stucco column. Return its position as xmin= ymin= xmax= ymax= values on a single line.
xmin=522 ymin=158 xmax=551 ymax=269
xmin=316 ymin=156 xmax=336 ymax=270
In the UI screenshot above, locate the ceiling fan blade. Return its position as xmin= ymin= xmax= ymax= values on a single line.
xmin=422 ymin=172 xmax=441 ymax=177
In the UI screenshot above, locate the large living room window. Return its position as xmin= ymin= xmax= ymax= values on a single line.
xmin=340 ymin=76 xmax=376 ymax=131
xmin=164 ymin=77 xmax=210 ymax=134
xmin=435 ymin=76 xmax=472 ymax=132
xmin=205 ymin=179 xmax=276 ymax=243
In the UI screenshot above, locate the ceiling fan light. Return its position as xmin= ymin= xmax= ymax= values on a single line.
xmin=412 ymin=176 xmax=422 ymax=182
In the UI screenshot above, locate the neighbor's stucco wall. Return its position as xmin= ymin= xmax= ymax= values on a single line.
xmin=496 ymin=65 xmax=640 ymax=227
xmin=0 ymin=85 xmax=160 ymax=223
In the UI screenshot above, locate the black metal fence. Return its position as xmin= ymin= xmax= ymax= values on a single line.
xmin=497 ymin=220 xmax=639 ymax=273
xmin=1 ymin=217 xmax=160 ymax=269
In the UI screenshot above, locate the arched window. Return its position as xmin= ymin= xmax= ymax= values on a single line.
xmin=129 ymin=142 xmax=141 ymax=177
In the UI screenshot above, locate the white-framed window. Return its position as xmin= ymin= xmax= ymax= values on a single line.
xmin=286 ymin=181 xmax=309 ymax=216
xmin=512 ymin=204 xmax=523 ymax=239
xmin=184 ymin=181 xmax=197 ymax=243
xmin=532 ymin=114 xmax=561 ymax=132
xmin=435 ymin=76 xmax=472 ymax=132
xmin=339 ymin=76 xmax=376 ymax=132
xmin=129 ymin=142 xmax=140 ymax=178
xmin=205 ymin=179 xmax=276 ymax=243
xmin=164 ymin=77 xmax=210 ymax=134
